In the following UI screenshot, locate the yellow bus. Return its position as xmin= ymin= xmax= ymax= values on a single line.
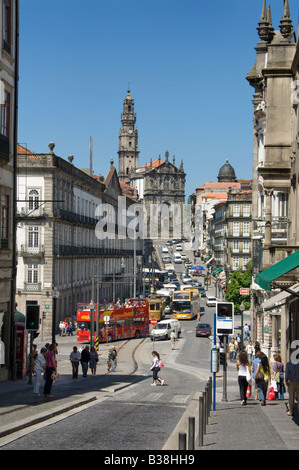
xmin=172 ymin=290 xmax=200 ymax=320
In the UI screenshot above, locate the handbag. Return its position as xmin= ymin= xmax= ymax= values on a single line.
xmin=267 ymin=387 xmax=276 ymax=401
xmin=158 ymin=359 xmax=164 ymax=368
xmin=274 ymin=372 xmax=280 ymax=382
xmin=246 ymin=384 xmax=252 ymax=398
xmin=255 ymin=371 xmax=264 ymax=383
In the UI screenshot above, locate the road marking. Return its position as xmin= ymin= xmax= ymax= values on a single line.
xmin=171 ymin=395 xmax=190 ymax=404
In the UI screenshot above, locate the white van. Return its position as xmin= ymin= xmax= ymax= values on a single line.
xmin=150 ymin=319 xmax=181 ymax=341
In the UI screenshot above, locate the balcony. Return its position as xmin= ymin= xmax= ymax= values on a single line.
xmin=24 ymin=282 xmax=41 ymax=292
xmin=20 ymin=244 xmax=45 ymax=258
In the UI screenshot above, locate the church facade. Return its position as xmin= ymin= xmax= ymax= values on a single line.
xmin=118 ymin=90 xmax=186 ymax=239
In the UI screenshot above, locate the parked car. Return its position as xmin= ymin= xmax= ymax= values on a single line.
xmin=162 ymin=247 xmax=168 ymax=253
xmin=176 ymin=244 xmax=183 ymax=251
xmin=206 ymin=296 xmax=217 ymax=307
xmin=196 ymin=323 xmax=212 ymax=337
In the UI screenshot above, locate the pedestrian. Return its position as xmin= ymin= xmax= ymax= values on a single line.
xmin=67 ymin=322 xmax=73 ymax=336
xmin=272 ymin=353 xmax=285 ymax=400
xmin=254 ymin=341 xmax=260 ymax=357
xmin=44 ymin=343 xmax=58 ymax=398
xmin=246 ymin=341 xmax=254 ymax=364
xmin=236 ymin=334 xmax=241 ymax=352
xmin=33 ymin=347 xmax=47 ymax=396
xmin=149 ymin=350 xmax=164 ymax=386
xmin=236 ymin=350 xmax=251 ymax=405
xmin=244 ymin=324 xmax=249 ymax=341
xmin=59 ymin=321 xmax=65 ymax=336
xmin=252 ymin=351 xmax=262 ymax=400
xmin=81 ymin=345 xmax=90 ymax=377
xmin=256 ymin=353 xmax=270 ymax=406
xmin=89 ymin=347 xmax=99 ymax=375
xmin=70 ymin=346 xmax=81 ymax=379
xmin=107 ymin=345 xmax=118 ymax=372
xmin=285 ymin=353 xmax=299 ymax=417
xmin=170 ymin=331 xmax=176 ymax=350
xmin=228 ymin=338 xmax=237 ymax=362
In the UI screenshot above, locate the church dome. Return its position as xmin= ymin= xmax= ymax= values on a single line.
xmin=217 ymin=159 xmax=236 ymax=182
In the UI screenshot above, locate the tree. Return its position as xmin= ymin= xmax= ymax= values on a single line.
xmin=225 ymin=260 xmax=252 ymax=312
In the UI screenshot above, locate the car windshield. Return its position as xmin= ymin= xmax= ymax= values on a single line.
xmin=197 ymin=324 xmax=210 ymax=328
xmin=155 ymin=323 xmax=169 ymax=329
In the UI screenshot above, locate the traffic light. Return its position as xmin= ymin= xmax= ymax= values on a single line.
xmin=216 ymin=302 xmax=234 ymax=335
xmin=26 ymin=305 xmax=40 ymax=330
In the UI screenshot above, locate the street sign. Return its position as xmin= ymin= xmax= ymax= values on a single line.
xmin=240 ymin=288 xmax=250 ymax=295
xmin=216 ymin=302 xmax=234 ymax=336
xmin=151 ymin=318 xmax=157 ymax=326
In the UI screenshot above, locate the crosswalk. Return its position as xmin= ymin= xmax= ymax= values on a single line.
xmin=117 ymin=389 xmax=190 ymax=405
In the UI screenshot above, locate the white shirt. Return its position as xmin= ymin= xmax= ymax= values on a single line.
xmin=34 ymin=353 xmax=46 ymax=372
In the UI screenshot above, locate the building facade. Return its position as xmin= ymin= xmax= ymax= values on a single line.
xmin=0 ymin=0 xmax=18 ymax=381
xmin=16 ymin=143 xmax=142 ymax=339
xmin=247 ymin=0 xmax=299 ymax=363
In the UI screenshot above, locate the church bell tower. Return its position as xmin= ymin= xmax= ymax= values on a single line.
xmin=118 ymin=90 xmax=140 ymax=183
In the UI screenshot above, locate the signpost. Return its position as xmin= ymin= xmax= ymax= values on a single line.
xmin=216 ymin=302 xmax=234 ymax=403
xmin=104 ymin=315 xmax=110 ymax=346
xmin=151 ymin=317 xmax=157 ymax=349
xmin=240 ymin=288 xmax=250 ymax=295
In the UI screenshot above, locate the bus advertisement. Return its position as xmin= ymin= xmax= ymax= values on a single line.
xmin=77 ymin=299 xmax=149 ymax=343
xmin=172 ymin=291 xmax=199 ymax=320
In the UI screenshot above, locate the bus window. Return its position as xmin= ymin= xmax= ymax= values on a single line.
xmin=125 ymin=319 xmax=133 ymax=327
xmin=117 ymin=319 xmax=125 ymax=328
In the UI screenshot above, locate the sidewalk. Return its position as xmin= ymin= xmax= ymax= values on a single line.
xmin=0 ymin=335 xmax=146 ymax=444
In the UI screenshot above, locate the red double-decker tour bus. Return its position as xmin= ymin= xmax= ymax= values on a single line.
xmin=77 ymin=299 xmax=149 ymax=343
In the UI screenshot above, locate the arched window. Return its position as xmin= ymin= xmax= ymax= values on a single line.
xmin=28 ymin=189 xmax=39 ymax=211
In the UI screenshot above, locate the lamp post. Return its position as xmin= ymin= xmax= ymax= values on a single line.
xmin=121 ymin=257 xmax=125 ymax=303
xmin=52 ymin=287 xmax=59 ymax=345
xmin=88 ymin=299 xmax=95 ymax=349
xmin=240 ymin=302 xmax=245 ymax=351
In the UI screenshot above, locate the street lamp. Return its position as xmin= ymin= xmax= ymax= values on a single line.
xmin=52 ymin=287 xmax=59 ymax=345
xmin=240 ymin=302 xmax=245 ymax=351
xmin=88 ymin=299 xmax=95 ymax=348
xmin=121 ymin=257 xmax=125 ymax=303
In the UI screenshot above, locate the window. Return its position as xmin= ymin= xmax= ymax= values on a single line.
xmin=233 ymin=205 xmax=240 ymax=217
xmin=243 ymin=204 xmax=250 ymax=217
xmin=28 ymin=226 xmax=39 ymax=248
xmin=0 ymin=194 xmax=9 ymax=248
xmin=232 ymin=240 xmax=239 ymax=252
xmin=233 ymin=222 xmax=240 ymax=236
xmin=243 ymin=239 xmax=250 ymax=253
xmin=2 ymin=0 xmax=12 ymax=52
xmin=27 ymin=264 xmax=38 ymax=284
xmin=1 ymin=90 xmax=10 ymax=137
xmin=243 ymin=221 xmax=250 ymax=236
xmin=28 ymin=189 xmax=39 ymax=211
xmin=232 ymin=257 xmax=239 ymax=270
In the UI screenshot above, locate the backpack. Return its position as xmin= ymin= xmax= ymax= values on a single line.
xmin=158 ymin=359 xmax=164 ymax=368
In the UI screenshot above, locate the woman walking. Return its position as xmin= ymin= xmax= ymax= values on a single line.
xmin=256 ymin=353 xmax=270 ymax=405
xmin=236 ymin=350 xmax=251 ymax=405
xmin=272 ymin=353 xmax=285 ymax=400
xmin=89 ymin=347 xmax=99 ymax=375
xmin=149 ymin=351 xmax=164 ymax=386
xmin=33 ymin=347 xmax=47 ymax=396
xmin=43 ymin=343 xmax=57 ymax=398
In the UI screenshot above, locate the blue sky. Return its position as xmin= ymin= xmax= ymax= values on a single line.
xmin=18 ymin=0 xmax=298 ymax=198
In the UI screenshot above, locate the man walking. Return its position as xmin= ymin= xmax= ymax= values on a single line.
xmin=108 ymin=346 xmax=118 ymax=372
xmin=285 ymin=352 xmax=299 ymax=416
xmin=81 ymin=345 xmax=90 ymax=377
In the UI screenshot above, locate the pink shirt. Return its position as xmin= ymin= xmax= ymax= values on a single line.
xmin=45 ymin=351 xmax=57 ymax=369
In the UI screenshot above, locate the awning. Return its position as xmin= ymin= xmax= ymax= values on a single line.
xmin=206 ymin=257 xmax=215 ymax=265
xmin=254 ymin=250 xmax=299 ymax=291
xmin=261 ymin=283 xmax=299 ymax=310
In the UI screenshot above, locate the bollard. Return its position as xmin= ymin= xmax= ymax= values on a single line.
xmin=178 ymin=432 xmax=186 ymax=450
xmin=202 ymin=390 xmax=206 ymax=435
xmin=198 ymin=395 xmax=204 ymax=447
xmin=188 ymin=416 xmax=195 ymax=450
xmin=205 ymin=385 xmax=209 ymax=426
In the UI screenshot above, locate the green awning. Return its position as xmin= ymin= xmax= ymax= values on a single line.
xmin=254 ymin=250 xmax=299 ymax=291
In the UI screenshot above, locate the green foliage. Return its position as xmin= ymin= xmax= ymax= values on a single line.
xmin=225 ymin=260 xmax=252 ymax=313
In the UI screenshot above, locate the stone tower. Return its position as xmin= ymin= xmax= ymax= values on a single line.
xmin=118 ymin=90 xmax=140 ymax=183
